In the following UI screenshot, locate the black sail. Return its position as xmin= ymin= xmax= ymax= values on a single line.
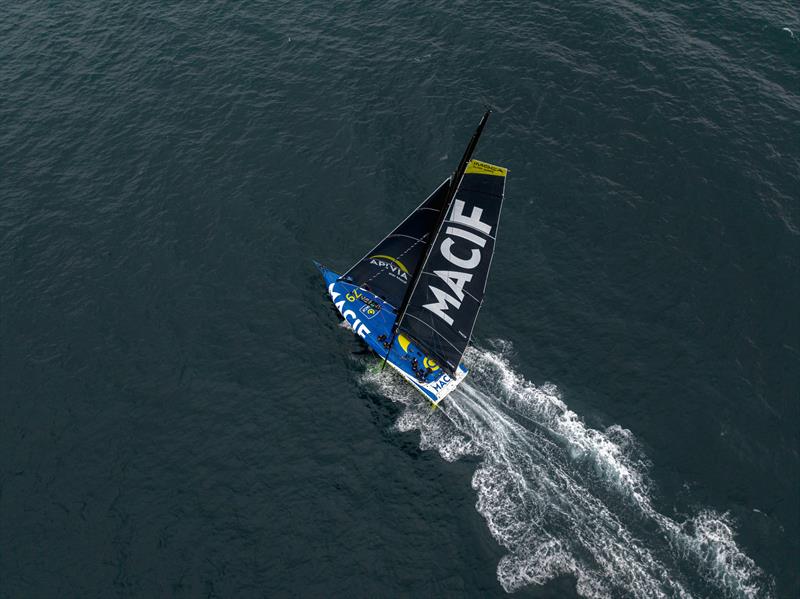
xmin=341 ymin=179 xmax=450 ymax=309
xmin=397 ymin=160 xmax=507 ymax=374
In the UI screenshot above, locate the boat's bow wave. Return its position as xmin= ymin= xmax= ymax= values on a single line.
xmin=360 ymin=341 xmax=773 ymax=599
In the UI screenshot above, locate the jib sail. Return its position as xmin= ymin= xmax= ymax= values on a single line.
xmin=397 ymin=159 xmax=507 ymax=374
xmin=341 ymin=179 xmax=450 ymax=309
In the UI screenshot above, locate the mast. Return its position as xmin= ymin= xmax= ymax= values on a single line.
xmin=383 ymin=109 xmax=492 ymax=365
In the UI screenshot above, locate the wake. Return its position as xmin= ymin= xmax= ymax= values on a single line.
xmin=361 ymin=341 xmax=772 ymax=598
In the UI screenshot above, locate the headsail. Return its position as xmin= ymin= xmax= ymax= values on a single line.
xmin=340 ymin=179 xmax=450 ymax=309
xmin=397 ymin=159 xmax=507 ymax=374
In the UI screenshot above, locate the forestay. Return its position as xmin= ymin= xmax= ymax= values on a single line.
xmin=341 ymin=179 xmax=451 ymax=309
xmin=397 ymin=159 xmax=507 ymax=374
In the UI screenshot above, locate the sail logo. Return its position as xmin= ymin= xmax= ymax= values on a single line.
xmin=422 ymin=199 xmax=491 ymax=328
xmin=369 ymin=255 xmax=409 ymax=283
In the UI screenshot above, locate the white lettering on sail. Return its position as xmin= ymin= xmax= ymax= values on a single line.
xmin=450 ymin=199 xmax=491 ymax=235
xmin=422 ymin=286 xmax=460 ymax=326
xmin=441 ymin=238 xmax=481 ymax=269
xmin=446 ymin=225 xmax=486 ymax=248
xmin=423 ymin=199 xmax=494 ymax=326
xmin=433 ymin=270 xmax=472 ymax=301
xmin=369 ymin=258 xmax=409 ymax=282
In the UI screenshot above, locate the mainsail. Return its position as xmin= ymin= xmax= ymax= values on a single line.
xmin=340 ymin=179 xmax=450 ymax=309
xmin=397 ymin=159 xmax=507 ymax=374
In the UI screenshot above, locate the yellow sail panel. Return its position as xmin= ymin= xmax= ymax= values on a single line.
xmin=465 ymin=159 xmax=507 ymax=177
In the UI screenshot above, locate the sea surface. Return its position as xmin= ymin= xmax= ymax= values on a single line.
xmin=2 ymin=2 xmax=798 ymax=597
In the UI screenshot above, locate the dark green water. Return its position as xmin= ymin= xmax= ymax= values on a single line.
xmin=2 ymin=2 xmax=798 ymax=597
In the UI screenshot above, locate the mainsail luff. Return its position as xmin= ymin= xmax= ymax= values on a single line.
xmin=384 ymin=109 xmax=493 ymax=368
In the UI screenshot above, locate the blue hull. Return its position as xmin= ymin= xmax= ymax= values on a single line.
xmin=316 ymin=263 xmax=467 ymax=405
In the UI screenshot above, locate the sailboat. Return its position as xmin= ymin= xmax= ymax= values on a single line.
xmin=315 ymin=110 xmax=507 ymax=406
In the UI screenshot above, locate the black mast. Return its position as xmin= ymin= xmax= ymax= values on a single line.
xmin=382 ymin=109 xmax=492 ymax=367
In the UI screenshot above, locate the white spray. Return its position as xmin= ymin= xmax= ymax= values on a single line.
xmin=362 ymin=341 xmax=773 ymax=598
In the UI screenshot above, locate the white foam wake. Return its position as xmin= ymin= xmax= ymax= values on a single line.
xmin=361 ymin=341 xmax=772 ymax=598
